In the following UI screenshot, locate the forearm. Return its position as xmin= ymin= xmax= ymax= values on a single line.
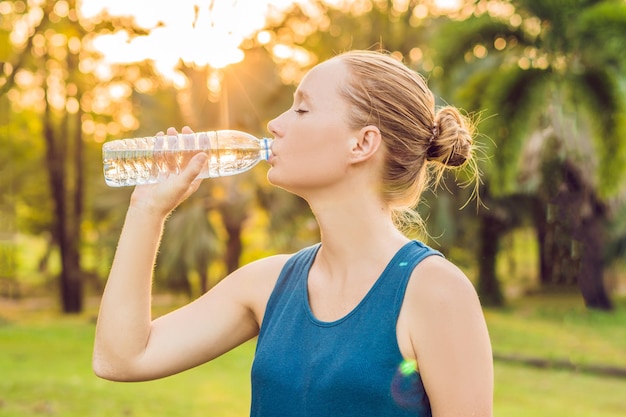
xmin=93 ymin=205 xmax=166 ymax=379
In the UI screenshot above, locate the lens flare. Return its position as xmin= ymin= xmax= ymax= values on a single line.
xmin=390 ymin=359 xmax=430 ymax=412
xmin=399 ymin=359 xmax=417 ymax=376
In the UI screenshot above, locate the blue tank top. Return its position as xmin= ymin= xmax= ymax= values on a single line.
xmin=250 ymin=240 xmax=441 ymax=417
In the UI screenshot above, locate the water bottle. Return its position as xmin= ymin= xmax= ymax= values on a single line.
xmin=102 ymin=129 xmax=273 ymax=187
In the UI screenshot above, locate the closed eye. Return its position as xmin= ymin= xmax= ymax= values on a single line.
xmin=294 ymin=109 xmax=308 ymax=114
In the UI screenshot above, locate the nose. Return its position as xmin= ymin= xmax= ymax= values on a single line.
xmin=267 ymin=112 xmax=284 ymax=138
xmin=267 ymin=118 xmax=277 ymax=138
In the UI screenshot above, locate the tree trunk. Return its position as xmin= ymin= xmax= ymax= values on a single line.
xmin=543 ymin=160 xmax=612 ymax=309
xmin=200 ymin=269 xmax=210 ymax=294
xmin=532 ymin=199 xmax=552 ymax=286
xmin=577 ymin=199 xmax=612 ymax=310
xmin=42 ymin=54 xmax=84 ymax=313
xmin=217 ymin=176 xmax=251 ymax=275
xmin=221 ymin=209 xmax=244 ymax=274
xmin=541 ymin=202 xmax=579 ymax=286
xmin=477 ymin=209 xmax=506 ymax=306
xmin=59 ymin=241 xmax=83 ymax=313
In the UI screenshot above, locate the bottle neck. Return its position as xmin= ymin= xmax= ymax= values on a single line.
xmin=261 ymin=138 xmax=273 ymax=161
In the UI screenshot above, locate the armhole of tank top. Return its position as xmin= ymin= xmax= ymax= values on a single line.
xmin=257 ymin=243 xmax=321 ymax=334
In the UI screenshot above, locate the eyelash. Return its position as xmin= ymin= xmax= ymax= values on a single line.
xmin=294 ymin=109 xmax=308 ymax=114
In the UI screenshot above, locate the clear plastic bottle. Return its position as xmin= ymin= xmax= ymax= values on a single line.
xmin=102 ymin=129 xmax=273 ymax=187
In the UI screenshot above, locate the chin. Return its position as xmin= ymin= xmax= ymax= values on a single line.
xmin=267 ymin=169 xmax=285 ymax=189
xmin=266 ymin=171 xmax=301 ymax=196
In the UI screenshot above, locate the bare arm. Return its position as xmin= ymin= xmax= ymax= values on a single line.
xmin=406 ymin=256 xmax=494 ymax=417
xmin=93 ymin=127 xmax=283 ymax=382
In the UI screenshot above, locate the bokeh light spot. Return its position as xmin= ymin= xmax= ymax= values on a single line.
xmin=399 ymin=359 xmax=417 ymax=376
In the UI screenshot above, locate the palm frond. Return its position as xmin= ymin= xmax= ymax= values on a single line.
xmin=434 ymin=14 xmax=530 ymax=86
xmin=571 ymin=69 xmax=626 ymax=196
xmin=480 ymin=67 xmax=553 ymax=194
xmin=577 ymin=1 xmax=626 ymax=71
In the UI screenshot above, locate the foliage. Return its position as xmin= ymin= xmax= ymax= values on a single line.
xmin=2 ymin=0 xmax=625 ymax=311
xmin=156 ymin=199 xmax=222 ymax=295
xmin=434 ymin=0 xmax=626 ymax=197
xmin=428 ymin=0 xmax=626 ymax=308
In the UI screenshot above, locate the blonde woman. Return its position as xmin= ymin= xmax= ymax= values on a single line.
xmin=94 ymin=50 xmax=493 ymax=417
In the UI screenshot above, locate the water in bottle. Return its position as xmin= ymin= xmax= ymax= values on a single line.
xmin=102 ymin=130 xmax=273 ymax=187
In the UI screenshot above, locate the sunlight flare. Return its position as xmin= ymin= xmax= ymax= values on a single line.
xmin=80 ymin=0 xmax=299 ymax=77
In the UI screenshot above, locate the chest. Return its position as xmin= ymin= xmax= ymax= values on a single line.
xmin=249 ymin=242 xmax=436 ymax=416
xmin=250 ymin=285 xmax=430 ymax=417
xmin=306 ymin=271 xmax=380 ymax=322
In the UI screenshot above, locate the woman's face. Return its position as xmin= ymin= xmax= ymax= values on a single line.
xmin=266 ymin=58 xmax=359 ymax=197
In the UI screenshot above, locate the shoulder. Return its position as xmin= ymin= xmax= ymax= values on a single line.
xmin=402 ymin=255 xmax=494 ymax=416
xmin=407 ymin=254 xmax=480 ymax=310
xmin=403 ymin=256 xmax=483 ymax=338
xmin=222 ymin=252 xmax=294 ymax=325
xmin=401 ymin=253 xmax=488 ymax=360
xmin=227 ymin=253 xmax=293 ymax=295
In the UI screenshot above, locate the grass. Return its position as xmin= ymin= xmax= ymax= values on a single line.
xmin=0 ymin=300 xmax=254 ymax=417
xmin=494 ymin=362 xmax=626 ymax=417
xmin=486 ymin=293 xmax=626 ymax=369
xmin=1 ymin=293 xmax=625 ymax=417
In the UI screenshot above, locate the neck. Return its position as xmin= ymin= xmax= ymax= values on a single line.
xmin=307 ymin=191 xmax=410 ymax=275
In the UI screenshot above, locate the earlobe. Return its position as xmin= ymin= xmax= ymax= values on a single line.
xmin=350 ymin=126 xmax=382 ymax=163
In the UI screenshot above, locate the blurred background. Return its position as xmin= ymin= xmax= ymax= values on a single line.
xmin=1 ymin=1 xmax=625 ymax=416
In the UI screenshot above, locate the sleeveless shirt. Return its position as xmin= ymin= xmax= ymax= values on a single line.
xmin=250 ymin=240 xmax=441 ymax=417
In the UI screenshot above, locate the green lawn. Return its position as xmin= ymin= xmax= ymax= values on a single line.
xmin=1 ymin=294 xmax=625 ymax=416
xmin=486 ymin=294 xmax=626 ymax=369
xmin=0 ymin=315 xmax=254 ymax=417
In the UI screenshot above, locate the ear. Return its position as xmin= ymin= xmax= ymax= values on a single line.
xmin=348 ymin=125 xmax=382 ymax=164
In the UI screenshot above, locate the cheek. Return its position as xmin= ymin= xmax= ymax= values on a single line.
xmin=268 ymin=143 xmax=348 ymax=191
xmin=268 ymin=115 xmax=351 ymax=186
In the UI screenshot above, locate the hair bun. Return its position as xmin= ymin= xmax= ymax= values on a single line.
xmin=427 ymin=106 xmax=473 ymax=167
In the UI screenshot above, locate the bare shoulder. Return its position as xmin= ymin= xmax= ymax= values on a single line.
xmin=399 ymin=254 xmax=485 ymax=357
xmin=406 ymin=254 xmax=480 ymax=308
xmin=218 ymin=253 xmax=293 ymax=324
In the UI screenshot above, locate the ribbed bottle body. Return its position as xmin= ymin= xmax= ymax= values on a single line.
xmin=102 ymin=130 xmax=272 ymax=187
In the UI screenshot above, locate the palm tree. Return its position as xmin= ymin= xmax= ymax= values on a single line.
xmin=431 ymin=0 xmax=626 ymax=309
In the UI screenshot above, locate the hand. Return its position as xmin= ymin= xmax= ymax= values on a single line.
xmin=129 ymin=126 xmax=208 ymax=217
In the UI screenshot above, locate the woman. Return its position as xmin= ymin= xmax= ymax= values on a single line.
xmin=93 ymin=50 xmax=493 ymax=417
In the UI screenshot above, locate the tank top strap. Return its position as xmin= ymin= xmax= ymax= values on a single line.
xmin=390 ymin=240 xmax=443 ymax=317
xmin=258 ymin=243 xmax=321 ymax=331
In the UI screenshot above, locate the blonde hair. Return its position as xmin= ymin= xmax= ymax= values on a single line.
xmin=333 ymin=50 xmax=477 ymax=217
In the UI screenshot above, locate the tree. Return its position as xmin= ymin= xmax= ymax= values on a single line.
xmin=432 ymin=0 xmax=626 ymax=309
xmin=1 ymin=1 xmax=90 ymax=312
xmin=0 ymin=0 xmax=166 ymax=312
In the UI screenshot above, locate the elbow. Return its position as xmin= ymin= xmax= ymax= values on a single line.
xmin=92 ymin=350 xmax=136 ymax=382
xmin=92 ymin=364 xmax=113 ymax=381
xmin=92 ymin=356 xmax=122 ymax=381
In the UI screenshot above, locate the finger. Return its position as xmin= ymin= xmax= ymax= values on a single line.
xmin=188 ymin=177 xmax=204 ymax=194
xmin=181 ymin=125 xmax=194 ymax=134
xmin=180 ymin=152 xmax=208 ymax=182
xmin=166 ymin=127 xmax=178 ymax=136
